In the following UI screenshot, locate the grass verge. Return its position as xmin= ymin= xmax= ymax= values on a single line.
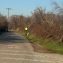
xmin=16 ymin=31 xmax=63 ymax=54
xmin=27 ymin=34 xmax=63 ymax=54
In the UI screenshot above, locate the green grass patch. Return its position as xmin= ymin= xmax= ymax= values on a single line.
xmin=27 ymin=34 xmax=63 ymax=54
xmin=16 ymin=31 xmax=63 ymax=54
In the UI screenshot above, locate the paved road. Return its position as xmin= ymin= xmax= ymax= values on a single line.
xmin=0 ymin=32 xmax=63 ymax=63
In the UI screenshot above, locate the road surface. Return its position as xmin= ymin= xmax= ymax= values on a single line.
xmin=0 ymin=31 xmax=63 ymax=63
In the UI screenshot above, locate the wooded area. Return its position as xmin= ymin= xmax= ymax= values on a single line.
xmin=0 ymin=2 xmax=63 ymax=42
xmin=9 ymin=3 xmax=63 ymax=42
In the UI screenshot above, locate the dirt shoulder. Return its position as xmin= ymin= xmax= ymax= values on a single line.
xmin=30 ymin=42 xmax=53 ymax=53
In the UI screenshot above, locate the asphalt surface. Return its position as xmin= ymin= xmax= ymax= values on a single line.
xmin=0 ymin=31 xmax=63 ymax=63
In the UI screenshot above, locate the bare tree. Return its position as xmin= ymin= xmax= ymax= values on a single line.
xmin=32 ymin=7 xmax=45 ymax=24
xmin=53 ymin=1 xmax=63 ymax=15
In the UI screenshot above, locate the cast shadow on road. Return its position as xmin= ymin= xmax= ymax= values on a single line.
xmin=0 ymin=32 xmax=28 ymax=44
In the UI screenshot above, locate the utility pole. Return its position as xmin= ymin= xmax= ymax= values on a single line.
xmin=6 ymin=8 xmax=11 ymax=31
xmin=6 ymin=8 xmax=11 ymax=20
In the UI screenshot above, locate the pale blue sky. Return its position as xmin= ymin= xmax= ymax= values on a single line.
xmin=0 ymin=0 xmax=63 ymax=16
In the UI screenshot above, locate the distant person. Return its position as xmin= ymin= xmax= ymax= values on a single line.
xmin=25 ymin=27 xmax=29 ymax=37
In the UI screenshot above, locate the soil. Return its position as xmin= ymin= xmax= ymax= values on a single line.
xmin=31 ymin=43 xmax=54 ymax=53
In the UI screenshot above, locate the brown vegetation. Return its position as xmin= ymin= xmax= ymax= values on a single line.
xmin=9 ymin=6 xmax=63 ymax=42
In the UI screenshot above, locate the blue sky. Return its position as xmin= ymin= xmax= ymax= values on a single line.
xmin=0 ymin=0 xmax=63 ymax=16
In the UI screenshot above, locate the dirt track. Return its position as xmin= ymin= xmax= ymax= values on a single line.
xmin=0 ymin=32 xmax=63 ymax=63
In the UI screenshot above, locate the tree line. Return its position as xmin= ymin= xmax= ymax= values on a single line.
xmin=0 ymin=2 xmax=63 ymax=42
